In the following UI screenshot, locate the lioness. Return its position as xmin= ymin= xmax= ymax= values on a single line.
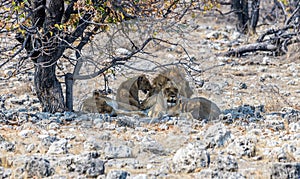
xmin=176 ymin=97 xmax=221 ymax=121
xmin=147 ymin=81 xmax=221 ymax=120
xmin=82 ymin=90 xmax=146 ymax=116
xmin=93 ymin=90 xmax=115 ymax=115
xmin=81 ymin=90 xmax=115 ymax=114
xmin=116 ymin=74 xmax=152 ymax=109
xmin=81 ymin=96 xmax=98 ymax=113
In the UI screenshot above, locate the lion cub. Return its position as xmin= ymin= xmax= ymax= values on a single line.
xmin=116 ymin=75 xmax=152 ymax=109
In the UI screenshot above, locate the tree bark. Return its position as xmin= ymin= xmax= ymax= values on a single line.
xmin=28 ymin=0 xmax=66 ymax=113
xmin=34 ymin=57 xmax=65 ymax=113
xmin=231 ymin=0 xmax=249 ymax=33
xmin=65 ymin=73 xmax=74 ymax=112
xmin=250 ymin=0 xmax=260 ymax=34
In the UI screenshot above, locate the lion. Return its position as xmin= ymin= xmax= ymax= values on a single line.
xmin=176 ymin=97 xmax=221 ymax=121
xmin=150 ymin=67 xmax=193 ymax=98
xmin=93 ymin=90 xmax=115 ymax=115
xmin=81 ymin=90 xmax=146 ymax=116
xmin=142 ymin=67 xmax=193 ymax=110
xmin=116 ymin=74 xmax=152 ymax=109
xmin=147 ymin=81 xmax=221 ymax=120
xmin=81 ymin=96 xmax=98 ymax=113
xmin=81 ymin=90 xmax=115 ymax=114
xmin=147 ymin=80 xmax=181 ymax=118
xmin=149 ymin=74 xmax=171 ymax=96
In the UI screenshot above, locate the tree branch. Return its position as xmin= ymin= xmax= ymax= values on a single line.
xmin=222 ymin=42 xmax=278 ymax=57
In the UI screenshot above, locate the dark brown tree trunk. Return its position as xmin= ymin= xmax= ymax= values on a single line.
xmin=65 ymin=73 xmax=74 ymax=111
xmin=250 ymin=0 xmax=260 ymax=34
xmin=28 ymin=0 xmax=66 ymax=113
xmin=232 ymin=0 xmax=249 ymax=33
xmin=34 ymin=56 xmax=65 ymax=113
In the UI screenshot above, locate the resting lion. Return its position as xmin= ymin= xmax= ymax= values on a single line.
xmin=142 ymin=67 xmax=193 ymax=110
xmin=147 ymin=81 xmax=221 ymax=120
xmin=176 ymin=97 xmax=221 ymax=121
xmin=116 ymin=74 xmax=152 ymax=109
xmin=150 ymin=67 xmax=193 ymax=98
xmin=147 ymin=80 xmax=180 ymax=118
xmin=80 ymin=90 xmax=115 ymax=114
xmin=81 ymin=90 xmax=145 ymax=116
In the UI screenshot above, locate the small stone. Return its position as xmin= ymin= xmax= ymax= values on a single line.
xmin=0 ymin=141 xmax=15 ymax=152
xmin=287 ymin=80 xmax=296 ymax=85
xmin=26 ymin=144 xmax=35 ymax=153
xmin=104 ymin=143 xmax=133 ymax=158
xmin=211 ymin=155 xmax=238 ymax=172
xmin=289 ymin=122 xmax=300 ymax=132
xmin=238 ymin=82 xmax=247 ymax=89
xmin=85 ymin=159 xmax=105 ymax=177
xmin=197 ymin=169 xmax=246 ymax=179
xmin=36 ymin=112 xmax=51 ymax=120
xmin=24 ymin=157 xmax=54 ymax=178
xmin=270 ymin=163 xmax=300 ymax=179
xmin=226 ymin=135 xmax=257 ymax=158
xmin=18 ymin=130 xmax=35 ymax=138
xmin=141 ymin=137 xmax=164 ymax=155
xmin=47 ymin=138 xmax=68 ymax=155
xmin=106 ymin=170 xmax=130 ymax=179
xmin=48 ymin=122 xmax=60 ymax=130
xmin=172 ymin=142 xmax=209 ymax=173
xmin=202 ymin=122 xmax=232 ymax=148
xmin=62 ymin=111 xmax=77 ymax=121
xmin=131 ymin=174 xmax=148 ymax=179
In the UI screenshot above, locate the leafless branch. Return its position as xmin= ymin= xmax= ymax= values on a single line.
xmin=222 ymin=42 xmax=278 ymax=57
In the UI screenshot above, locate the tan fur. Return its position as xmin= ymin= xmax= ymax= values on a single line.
xmin=81 ymin=97 xmax=98 ymax=113
xmin=147 ymin=81 xmax=221 ymax=120
xmin=143 ymin=67 xmax=193 ymax=110
xmin=93 ymin=90 xmax=114 ymax=114
xmin=150 ymin=67 xmax=193 ymax=98
xmin=147 ymin=81 xmax=180 ymax=118
xmin=150 ymin=74 xmax=171 ymax=95
xmin=81 ymin=90 xmax=146 ymax=116
xmin=116 ymin=74 xmax=152 ymax=109
xmin=175 ymin=97 xmax=221 ymax=120
xmin=81 ymin=90 xmax=113 ymax=114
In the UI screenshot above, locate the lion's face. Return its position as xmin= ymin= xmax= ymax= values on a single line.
xmin=138 ymin=75 xmax=152 ymax=94
xmin=162 ymin=85 xmax=179 ymax=108
xmin=153 ymin=74 xmax=170 ymax=88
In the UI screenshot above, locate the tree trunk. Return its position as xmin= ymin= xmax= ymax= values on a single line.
xmin=65 ymin=73 xmax=74 ymax=111
xmin=250 ymin=0 xmax=260 ymax=34
xmin=34 ymin=56 xmax=65 ymax=113
xmin=232 ymin=0 xmax=249 ymax=33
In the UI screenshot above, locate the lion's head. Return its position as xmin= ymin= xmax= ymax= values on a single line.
xmin=137 ymin=75 xmax=152 ymax=94
xmin=93 ymin=90 xmax=114 ymax=114
xmin=161 ymin=81 xmax=180 ymax=108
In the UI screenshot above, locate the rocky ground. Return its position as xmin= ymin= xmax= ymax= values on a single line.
xmin=0 ymin=6 xmax=300 ymax=179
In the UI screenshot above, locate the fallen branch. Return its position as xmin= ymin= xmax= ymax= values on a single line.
xmin=222 ymin=42 xmax=278 ymax=57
